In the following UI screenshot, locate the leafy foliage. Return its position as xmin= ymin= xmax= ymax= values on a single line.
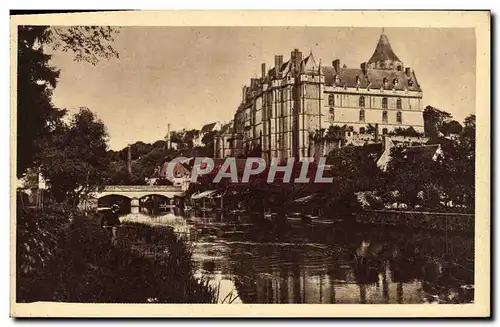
xmin=37 ymin=108 xmax=110 ymax=205
xmin=16 ymin=207 xmax=215 ymax=303
xmin=423 ymin=105 xmax=452 ymax=137
xmin=381 ymin=114 xmax=475 ymax=212
xmin=389 ymin=126 xmax=422 ymax=137
xmin=16 ymin=25 xmax=119 ymax=177
xmin=48 ymin=26 xmax=120 ymax=65
xmin=440 ymin=120 xmax=463 ymax=136
xmin=17 ymin=26 xmax=63 ymax=177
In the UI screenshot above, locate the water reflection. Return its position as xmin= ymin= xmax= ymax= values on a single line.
xmin=120 ymin=210 xmax=474 ymax=304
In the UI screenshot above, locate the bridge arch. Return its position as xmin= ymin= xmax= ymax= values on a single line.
xmin=139 ymin=194 xmax=174 ymax=215
xmin=91 ymin=185 xmax=186 ymax=213
xmin=97 ymin=194 xmax=132 ymax=214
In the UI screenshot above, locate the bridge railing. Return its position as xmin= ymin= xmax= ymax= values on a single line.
xmin=102 ymin=185 xmax=183 ymax=192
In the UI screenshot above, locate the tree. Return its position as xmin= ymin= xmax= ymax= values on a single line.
xmin=46 ymin=26 xmax=119 ymax=65
xmin=440 ymin=120 xmax=463 ymax=136
xmin=326 ymin=145 xmax=382 ymax=194
xmin=200 ymin=130 xmax=217 ymax=157
xmin=16 ymin=26 xmax=119 ymax=177
xmin=17 ymin=26 xmax=63 ymax=177
xmin=37 ymin=108 xmax=110 ymax=205
xmin=389 ymin=126 xmax=421 ymax=137
xmin=184 ymin=129 xmax=200 ymax=150
xmin=423 ymin=105 xmax=452 ymax=137
xmin=383 ymin=146 xmax=443 ymax=209
xmin=366 ymin=123 xmax=378 ymax=135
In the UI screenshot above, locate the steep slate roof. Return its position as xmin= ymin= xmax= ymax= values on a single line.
xmin=403 ymin=144 xmax=443 ymax=159
xmin=367 ymin=33 xmax=402 ymax=64
xmin=245 ymin=33 xmax=421 ymax=96
xmin=219 ymin=122 xmax=233 ymax=135
xmin=321 ymin=66 xmax=422 ymax=92
xmin=301 ymin=52 xmax=319 ymax=73
xmin=201 ymin=122 xmax=217 ymax=133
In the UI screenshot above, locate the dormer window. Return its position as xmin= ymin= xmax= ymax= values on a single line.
xmin=335 ymin=75 xmax=341 ymax=85
xmin=383 ymin=77 xmax=389 ymax=88
xmin=356 ymin=75 xmax=361 ymax=85
xmin=393 ymin=78 xmax=399 ymax=87
xmin=408 ymin=79 xmax=414 ymax=86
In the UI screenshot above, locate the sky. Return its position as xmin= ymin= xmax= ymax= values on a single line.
xmin=49 ymin=27 xmax=476 ymax=150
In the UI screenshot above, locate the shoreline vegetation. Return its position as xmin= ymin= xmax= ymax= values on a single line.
xmin=16 ymin=205 xmax=215 ymax=303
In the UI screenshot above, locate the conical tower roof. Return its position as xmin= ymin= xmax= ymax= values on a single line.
xmin=367 ymin=32 xmax=403 ymax=70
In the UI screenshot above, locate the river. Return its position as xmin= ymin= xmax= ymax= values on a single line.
xmin=120 ymin=209 xmax=474 ymax=304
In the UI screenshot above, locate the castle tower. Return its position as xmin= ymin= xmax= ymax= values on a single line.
xmin=366 ymin=31 xmax=404 ymax=71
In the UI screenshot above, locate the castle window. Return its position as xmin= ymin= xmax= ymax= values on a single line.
xmin=382 ymin=110 xmax=388 ymax=123
xmin=359 ymin=96 xmax=365 ymax=108
xmin=396 ymin=98 xmax=402 ymax=109
xmin=329 ymin=107 xmax=335 ymax=122
xmin=396 ymin=111 xmax=402 ymax=123
xmin=382 ymin=128 xmax=388 ymax=135
xmin=359 ymin=109 xmax=365 ymax=122
xmin=328 ymin=94 xmax=335 ymax=106
xmin=382 ymin=97 xmax=388 ymax=109
xmin=359 ymin=127 xmax=366 ymax=134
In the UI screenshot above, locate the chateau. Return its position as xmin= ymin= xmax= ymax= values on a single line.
xmin=222 ymin=32 xmax=424 ymax=161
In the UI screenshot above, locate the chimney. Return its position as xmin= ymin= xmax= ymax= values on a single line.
xmin=405 ymin=67 xmax=412 ymax=77
xmin=242 ymin=86 xmax=247 ymax=102
xmin=275 ymin=55 xmax=283 ymax=71
xmin=360 ymin=62 xmax=367 ymax=75
xmin=167 ymin=123 xmax=171 ymax=149
xmin=261 ymin=63 xmax=266 ymax=78
xmin=291 ymin=49 xmax=303 ymax=70
xmin=127 ymin=144 xmax=132 ymax=176
xmin=332 ymin=59 xmax=340 ymax=72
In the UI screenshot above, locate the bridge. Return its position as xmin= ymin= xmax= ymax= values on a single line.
xmin=92 ymin=185 xmax=186 ymax=213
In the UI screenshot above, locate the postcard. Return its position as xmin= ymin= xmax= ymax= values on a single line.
xmin=10 ymin=10 xmax=490 ymax=318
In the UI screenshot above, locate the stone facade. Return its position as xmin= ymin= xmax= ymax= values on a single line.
xmin=228 ymin=33 xmax=424 ymax=161
xmin=215 ymin=121 xmax=234 ymax=158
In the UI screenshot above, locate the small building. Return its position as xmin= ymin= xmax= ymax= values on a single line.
xmin=377 ymin=135 xmax=444 ymax=171
xmin=193 ymin=122 xmax=222 ymax=147
xmin=215 ymin=121 xmax=234 ymax=158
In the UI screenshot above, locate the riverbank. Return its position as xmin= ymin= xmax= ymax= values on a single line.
xmin=16 ymin=205 xmax=215 ymax=303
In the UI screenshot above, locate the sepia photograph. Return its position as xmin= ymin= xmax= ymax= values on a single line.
xmin=10 ymin=11 xmax=490 ymax=318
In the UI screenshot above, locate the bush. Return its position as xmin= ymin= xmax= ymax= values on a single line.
xmin=16 ymin=206 xmax=215 ymax=303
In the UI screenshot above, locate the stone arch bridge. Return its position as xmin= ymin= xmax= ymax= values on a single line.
xmin=91 ymin=185 xmax=185 ymax=213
